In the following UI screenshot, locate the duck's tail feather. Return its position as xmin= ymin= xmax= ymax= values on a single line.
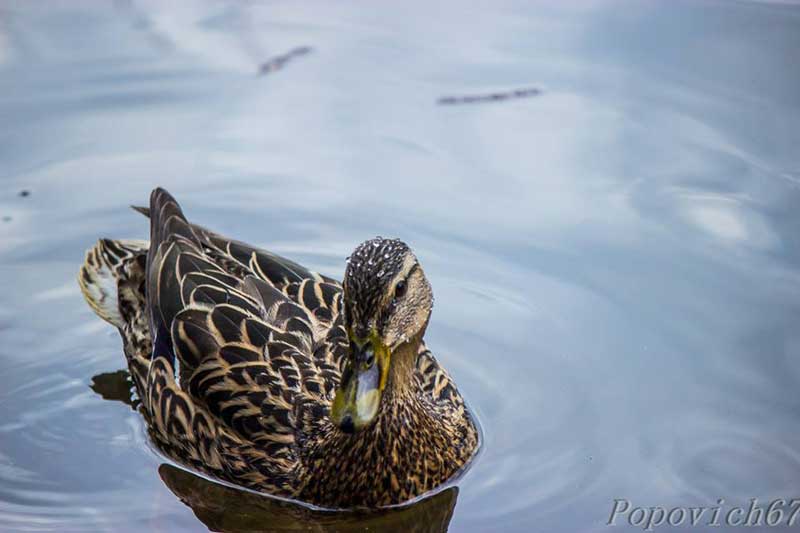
xmin=131 ymin=205 xmax=150 ymax=217
xmin=79 ymin=238 xmax=149 ymax=328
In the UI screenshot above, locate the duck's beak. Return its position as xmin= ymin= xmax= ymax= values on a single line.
xmin=331 ymin=333 xmax=390 ymax=433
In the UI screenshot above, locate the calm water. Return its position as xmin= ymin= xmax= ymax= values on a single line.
xmin=1 ymin=1 xmax=800 ymax=531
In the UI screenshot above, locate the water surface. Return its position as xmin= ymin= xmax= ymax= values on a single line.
xmin=1 ymin=1 xmax=800 ymax=531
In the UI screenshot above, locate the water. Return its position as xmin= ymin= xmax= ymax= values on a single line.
xmin=1 ymin=1 xmax=799 ymax=531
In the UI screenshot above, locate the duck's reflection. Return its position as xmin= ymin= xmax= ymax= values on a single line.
xmin=160 ymin=463 xmax=458 ymax=533
xmin=90 ymin=369 xmax=139 ymax=407
xmin=91 ymin=370 xmax=459 ymax=533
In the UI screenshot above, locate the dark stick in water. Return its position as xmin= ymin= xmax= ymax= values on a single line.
xmin=258 ymin=46 xmax=312 ymax=76
xmin=437 ymin=87 xmax=541 ymax=105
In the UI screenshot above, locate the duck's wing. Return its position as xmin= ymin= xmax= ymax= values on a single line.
xmin=134 ymin=200 xmax=339 ymax=290
xmin=141 ymin=188 xmax=347 ymax=489
xmin=138 ymin=191 xmax=345 ymax=341
xmin=415 ymin=346 xmax=467 ymax=412
xmin=197 ymin=231 xmax=340 ymax=288
xmin=415 ymin=346 xmax=479 ymax=463
xmin=142 ymin=187 xmax=345 ymax=359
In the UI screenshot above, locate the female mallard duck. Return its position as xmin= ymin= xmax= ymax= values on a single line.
xmin=79 ymin=188 xmax=479 ymax=508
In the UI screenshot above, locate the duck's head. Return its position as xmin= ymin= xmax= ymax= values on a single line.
xmin=331 ymin=237 xmax=433 ymax=434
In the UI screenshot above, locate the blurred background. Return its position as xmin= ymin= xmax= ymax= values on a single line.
xmin=1 ymin=1 xmax=799 ymax=531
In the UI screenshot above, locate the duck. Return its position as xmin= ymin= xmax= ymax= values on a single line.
xmin=78 ymin=188 xmax=479 ymax=508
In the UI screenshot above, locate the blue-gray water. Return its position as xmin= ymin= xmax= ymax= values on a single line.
xmin=1 ymin=1 xmax=800 ymax=531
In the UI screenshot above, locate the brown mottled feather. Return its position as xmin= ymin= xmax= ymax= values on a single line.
xmin=79 ymin=188 xmax=478 ymax=508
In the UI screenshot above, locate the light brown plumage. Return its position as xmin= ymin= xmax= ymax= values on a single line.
xmin=79 ymin=188 xmax=478 ymax=508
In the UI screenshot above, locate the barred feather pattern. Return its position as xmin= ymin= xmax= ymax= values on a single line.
xmin=78 ymin=188 xmax=478 ymax=507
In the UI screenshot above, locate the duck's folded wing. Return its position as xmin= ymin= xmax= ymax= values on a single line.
xmin=415 ymin=347 xmax=465 ymax=410
xmin=200 ymin=232 xmax=338 ymax=288
xmin=136 ymin=194 xmax=338 ymax=290
xmin=144 ymin=188 xmax=343 ymax=447
xmin=141 ymin=188 xmax=344 ymax=336
xmin=174 ymin=301 xmax=341 ymax=438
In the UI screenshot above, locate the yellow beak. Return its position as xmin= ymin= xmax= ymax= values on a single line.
xmin=330 ymin=332 xmax=391 ymax=433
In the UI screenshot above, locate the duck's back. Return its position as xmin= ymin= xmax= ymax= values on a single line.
xmin=80 ymin=188 xmax=348 ymax=496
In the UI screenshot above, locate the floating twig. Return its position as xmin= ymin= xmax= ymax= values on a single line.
xmin=437 ymin=87 xmax=541 ymax=105
xmin=258 ymin=46 xmax=312 ymax=76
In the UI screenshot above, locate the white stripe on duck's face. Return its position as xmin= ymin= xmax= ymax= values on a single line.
xmin=380 ymin=256 xmax=432 ymax=351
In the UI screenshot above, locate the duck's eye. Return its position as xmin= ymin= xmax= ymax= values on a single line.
xmin=394 ymin=280 xmax=407 ymax=299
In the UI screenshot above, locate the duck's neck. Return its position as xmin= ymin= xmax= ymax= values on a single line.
xmin=381 ymin=339 xmax=420 ymax=400
xmin=300 ymin=340 xmax=453 ymax=508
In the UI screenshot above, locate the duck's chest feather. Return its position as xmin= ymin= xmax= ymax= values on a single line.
xmin=295 ymin=389 xmax=478 ymax=508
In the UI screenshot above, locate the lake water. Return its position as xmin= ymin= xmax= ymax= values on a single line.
xmin=1 ymin=1 xmax=800 ymax=531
